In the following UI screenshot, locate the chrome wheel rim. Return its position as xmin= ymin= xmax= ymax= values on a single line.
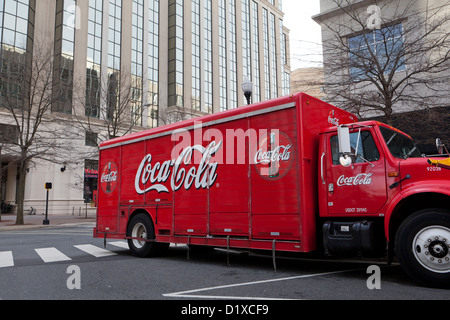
xmin=131 ymin=222 xmax=147 ymax=249
xmin=413 ymin=225 xmax=450 ymax=273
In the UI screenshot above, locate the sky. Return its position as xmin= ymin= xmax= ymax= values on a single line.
xmin=282 ymin=1 xmax=323 ymax=69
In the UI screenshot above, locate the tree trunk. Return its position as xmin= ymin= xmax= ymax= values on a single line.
xmin=15 ymin=162 xmax=27 ymax=225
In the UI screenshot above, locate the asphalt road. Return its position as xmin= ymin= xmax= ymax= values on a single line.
xmin=0 ymin=225 xmax=448 ymax=304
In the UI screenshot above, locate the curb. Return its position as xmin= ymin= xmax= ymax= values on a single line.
xmin=0 ymin=217 xmax=96 ymax=231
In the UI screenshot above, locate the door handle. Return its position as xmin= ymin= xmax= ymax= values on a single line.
xmin=321 ymin=152 xmax=326 ymax=185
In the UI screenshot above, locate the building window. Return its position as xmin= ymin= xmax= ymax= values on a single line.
xmin=131 ymin=0 xmax=144 ymax=126
xmin=251 ymin=1 xmax=260 ymax=102
xmin=228 ymin=0 xmax=237 ymax=110
xmin=0 ymin=0 xmax=32 ymax=109
xmin=242 ymin=0 xmax=252 ymax=87
xmin=86 ymin=0 xmax=103 ymax=118
xmin=148 ymin=0 xmax=159 ymax=128
xmin=84 ymin=159 xmax=98 ymax=203
xmin=203 ymin=0 xmax=213 ymax=114
xmin=191 ymin=0 xmax=201 ymax=111
xmin=348 ymin=23 xmax=405 ymax=80
xmin=53 ymin=0 xmax=76 ymax=114
xmin=218 ymin=0 xmax=227 ymax=111
xmin=85 ymin=131 xmax=98 ymax=147
xmin=168 ymin=0 xmax=183 ymax=108
xmin=0 ymin=123 xmax=19 ymax=144
xmin=262 ymin=8 xmax=270 ymax=100
xmin=1 ymin=0 xmax=30 ymax=51
xmin=270 ymin=13 xmax=277 ymax=98
xmin=107 ymin=0 xmax=122 ymax=120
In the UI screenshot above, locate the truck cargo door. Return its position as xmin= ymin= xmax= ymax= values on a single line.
xmin=172 ymin=128 xmax=210 ymax=236
xmin=209 ymin=121 xmax=250 ymax=237
xmin=323 ymin=129 xmax=387 ymax=216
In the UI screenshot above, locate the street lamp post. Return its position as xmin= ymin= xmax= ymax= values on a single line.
xmin=43 ymin=182 xmax=52 ymax=225
xmin=241 ymin=76 xmax=253 ymax=106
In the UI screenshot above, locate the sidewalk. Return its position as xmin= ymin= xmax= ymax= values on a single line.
xmin=0 ymin=213 xmax=96 ymax=231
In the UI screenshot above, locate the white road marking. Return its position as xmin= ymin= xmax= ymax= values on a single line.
xmin=163 ymin=268 xmax=363 ymax=300
xmin=35 ymin=248 xmax=72 ymax=263
xmin=0 ymin=251 xmax=14 ymax=268
xmin=108 ymin=241 xmax=129 ymax=249
xmin=74 ymin=244 xmax=117 ymax=258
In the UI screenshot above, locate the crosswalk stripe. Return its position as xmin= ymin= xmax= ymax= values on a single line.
xmin=108 ymin=241 xmax=129 ymax=249
xmin=74 ymin=244 xmax=117 ymax=258
xmin=0 ymin=251 xmax=14 ymax=268
xmin=35 ymin=248 xmax=72 ymax=263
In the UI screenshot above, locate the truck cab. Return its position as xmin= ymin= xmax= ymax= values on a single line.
xmin=319 ymin=121 xmax=450 ymax=286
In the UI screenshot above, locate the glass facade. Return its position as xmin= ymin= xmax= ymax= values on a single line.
xmin=131 ymin=0 xmax=144 ymax=125
xmin=228 ymin=0 xmax=237 ymax=110
xmin=147 ymin=0 xmax=159 ymax=128
xmin=218 ymin=0 xmax=227 ymax=111
xmin=53 ymin=0 xmax=76 ymax=114
xmin=203 ymin=0 xmax=213 ymax=114
xmin=1 ymin=0 xmax=29 ymax=51
xmin=191 ymin=0 xmax=201 ymax=111
xmin=0 ymin=0 xmax=33 ymax=109
xmin=242 ymin=0 xmax=252 ymax=83
xmin=4 ymin=0 xmax=288 ymax=122
xmin=107 ymin=0 xmax=121 ymax=120
xmin=86 ymin=0 xmax=103 ymax=118
xmin=251 ymin=1 xmax=261 ymax=102
xmin=262 ymin=8 xmax=270 ymax=100
xmin=270 ymin=13 xmax=277 ymax=99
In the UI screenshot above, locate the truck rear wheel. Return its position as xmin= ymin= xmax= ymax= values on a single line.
xmin=127 ymin=214 xmax=168 ymax=257
xmin=395 ymin=209 xmax=450 ymax=287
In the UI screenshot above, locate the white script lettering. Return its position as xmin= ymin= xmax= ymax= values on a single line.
xmin=135 ymin=141 xmax=223 ymax=194
xmin=101 ymin=171 xmax=118 ymax=183
xmin=254 ymin=145 xmax=292 ymax=164
xmin=337 ymin=173 xmax=373 ymax=187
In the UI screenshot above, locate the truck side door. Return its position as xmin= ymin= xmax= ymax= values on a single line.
xmin=321 ymin=128 xmax=387 ymax=216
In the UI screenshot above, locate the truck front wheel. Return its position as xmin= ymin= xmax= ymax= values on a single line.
xmin=395 ymin=209 xmax=450 ymax=287
xmin=127 ymin=214 xmax=167 ymax=257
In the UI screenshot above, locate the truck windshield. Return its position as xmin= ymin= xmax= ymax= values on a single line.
xmin=379 ymin=126 xmax=422 ymax=159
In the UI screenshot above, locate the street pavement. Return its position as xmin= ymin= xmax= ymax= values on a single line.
xmin=0 ymin=213 xmax=96 ymax=231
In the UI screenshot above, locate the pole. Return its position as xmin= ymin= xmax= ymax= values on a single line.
xmin=43 ymin=182 xmax=52 ymax=225
xmin=43 ymin=189 xmax=49 ymax=225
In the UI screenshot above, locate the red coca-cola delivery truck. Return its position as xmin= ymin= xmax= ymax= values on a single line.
xmin=94 ymin=93 xmax=450 ymax=286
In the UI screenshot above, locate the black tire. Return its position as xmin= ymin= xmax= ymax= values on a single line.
xmin=395 ymin=209 xmax=450 ymax=288
xmin=127 ymin=214 xmax=168 ymax=258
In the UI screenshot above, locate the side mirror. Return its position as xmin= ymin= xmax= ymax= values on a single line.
xmin=339 ymin=155 xmax=352 ymax=167
xmin=337 ymin=126 xmax=352 ymax=167
xmin=436 ymin=138 xmax=444 ymax=154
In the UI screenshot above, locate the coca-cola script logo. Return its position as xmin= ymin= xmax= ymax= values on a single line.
xmin=135 ymin=141 xmax=222 ymax=194
xmin=337 ymin=173 xmax=373 ymax=187
xmin=254 ymin=131 xmax=294 ymax=181
xmin=101 ymin=162 xmax=118 ymax=194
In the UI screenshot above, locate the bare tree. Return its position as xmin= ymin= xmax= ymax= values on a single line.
xmin=314 ymin=0 xmax=450 ymax=134
xmin=158 ymin=106 xmax=191 ymax=126
xmin=72 ymin=70 xmax=149 ymax=152
xmin=0 ymin=41 xmax=71 ymax=225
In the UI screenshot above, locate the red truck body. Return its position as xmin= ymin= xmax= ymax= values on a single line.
xmin=95 ymin=93 xmax=450 ymax=287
